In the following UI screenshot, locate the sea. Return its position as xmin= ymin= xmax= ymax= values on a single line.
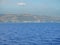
xmin=0 ymin=23 xmax=60 ymax=45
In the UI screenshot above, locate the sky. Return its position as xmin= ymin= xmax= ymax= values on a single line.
xmin=0 ymin=0 xmax=60 ymax=16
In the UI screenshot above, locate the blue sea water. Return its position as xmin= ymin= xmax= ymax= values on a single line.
xmin=0 ymin=23 xmax=60 ymax=45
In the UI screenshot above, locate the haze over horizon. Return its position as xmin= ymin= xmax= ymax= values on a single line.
xmin=0 ymin=0 xmax=60 ymax=16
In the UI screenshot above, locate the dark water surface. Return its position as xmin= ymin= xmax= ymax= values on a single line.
xmin=0 ymin=23 xmax=60 ymax=45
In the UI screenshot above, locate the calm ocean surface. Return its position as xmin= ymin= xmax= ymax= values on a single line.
xmin=0 ymin=23 xmax=60 ymax=45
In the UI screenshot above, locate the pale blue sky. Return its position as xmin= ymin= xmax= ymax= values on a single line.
xmin=0 ymin=0 xmax=60 ymax=16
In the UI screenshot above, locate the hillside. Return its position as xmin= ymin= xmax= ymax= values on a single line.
xmin=0 ymin=14 xmax=60 ymax=23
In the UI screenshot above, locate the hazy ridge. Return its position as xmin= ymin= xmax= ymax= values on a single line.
xmin=0 ymin=14 xmax=60 ymax=23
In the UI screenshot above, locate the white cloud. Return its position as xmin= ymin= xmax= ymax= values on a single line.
xmin=17 ymin=2 xmax=26 ymax=6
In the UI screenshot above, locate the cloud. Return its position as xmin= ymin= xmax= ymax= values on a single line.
xmin=17 ymin=2 xmax=26 ymax=6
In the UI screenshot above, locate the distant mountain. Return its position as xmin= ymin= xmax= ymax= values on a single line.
xmin=0 ymin=14 xmax=60 ymax=23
